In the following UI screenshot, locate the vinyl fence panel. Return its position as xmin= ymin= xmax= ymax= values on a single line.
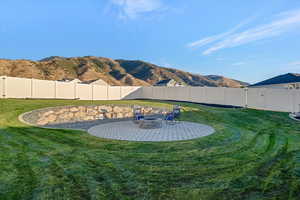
xmin=56 ymin=82 xmax=76 ymax=99
xmin=77 ymin=84 xmax=92 ymax=100
xmin=121 ymin=86 xmax=141 ymax=99
xmin=263 ymin=88 xmax=293 ymax=112
xmin=163 ymin=87 xmax=191 ymax=102
xmin=204 ymin=87 xmax=226 ymax=105
xmin=190 ymin=87 xmax=206 ymax=103
xmin=224 ymin=88 xmax=246 ymax=107
xmin=141 ymin=87 xmax=154 ymax=99
xmin=153 ymin=87 xmax=166 ymax=100
xmin=108 ymin=86 xmax=121 ymax=100
xmin=247 ymin=88 xmax=266 ymax=110
xmin=160 ymin=87 xmax=174 ymax=100
xmin=5 ymin=77 xmax=31 ymax=98
xmin=92 ymin=85 xmax=108 ymax=100
xmin=32 ymin=79 xmax=55 ymax=99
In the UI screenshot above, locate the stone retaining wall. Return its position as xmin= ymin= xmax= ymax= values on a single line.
xmin=21 ymin=105 xmax=168 ymax=126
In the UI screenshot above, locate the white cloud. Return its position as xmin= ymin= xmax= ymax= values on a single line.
xmin=188 ymin=9 xmax=300 ymax=55
xmin=187 ymin=16 xmax=255 ymax=48
xmin=110 ymin=0 xmax=164 ymax=19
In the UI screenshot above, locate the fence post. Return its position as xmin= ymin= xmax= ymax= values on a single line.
xmin=245 ymin=87 xmax=248 ymax=108
xmin=74 ymin=82 xmax=77 ymax=100
xmin=54 ymin=80 xmax=57 ymax=99
xmin=290 ymin=88 xmax=297 ymax=113
xmin=152 ymin=86 xmax=154 ymax=99
xmin=2 ymin=76 xmax=6 ymax=98
xmin=120 ymin=86 xmax=122 ymax=100
xmin=223 ymin=87 xmax=226 ymax=105
xmin=106 ymin=86 xmax=109 ymax=100
xmin=188 ymin=86 xmax=192 ymax=102
xmin=30 ymin=78 xmax=33 ymax=99
xmin=91 ymin=85 xmax=94 ymax=101
xmin=263 ymin=88 xmax=267 ymax=110
xmin=203 ymin=86 xmax=207 ymax=103
xmin=289 ymin=88 xmax=293 ymax=113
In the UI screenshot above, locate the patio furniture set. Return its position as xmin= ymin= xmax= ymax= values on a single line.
xmin=133 ymin=105 xmax=181 ymax=129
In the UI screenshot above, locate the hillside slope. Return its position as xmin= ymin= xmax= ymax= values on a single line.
xmin=0 ymin=56 xmax=248 ymax=87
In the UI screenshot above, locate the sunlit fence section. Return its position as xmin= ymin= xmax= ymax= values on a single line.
xmin=5 ymin=76 xmax=32 ymax=98
xmin=141 ymin=87 xmax=246 ymax=107
xmin=138 ymin=86 xmax=300 ymax=112
xmin=0 ymin=76 xmax=141 ymax=101
xmin=1 ymin=76 xmax=300 ymax=113
xmin=56 ymin=81 xmax=76 ymax=99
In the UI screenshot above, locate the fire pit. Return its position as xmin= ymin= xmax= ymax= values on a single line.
xmin=139 ymin=117 xmax=163 ymax=129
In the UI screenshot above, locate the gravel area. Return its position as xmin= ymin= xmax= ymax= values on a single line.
xmin=44 ymin=118 xmax=132 ymax=130
xmin=43 ymin=114 xmax=163 ymax=131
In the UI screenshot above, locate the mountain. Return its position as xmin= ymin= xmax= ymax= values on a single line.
xmin=205 ymin=75 xmax=249 ymax=88
xmin=0 ymin=56 xmax=249 ymax=87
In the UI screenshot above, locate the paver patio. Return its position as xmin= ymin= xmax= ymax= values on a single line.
xmin=88 ymin=121 xmax=215 ymax=142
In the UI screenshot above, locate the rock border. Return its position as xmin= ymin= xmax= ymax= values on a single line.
xmin=19 ymin=105 xmax=169 ymax=126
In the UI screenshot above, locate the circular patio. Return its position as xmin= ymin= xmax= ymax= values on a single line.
xmin=88 ymin=121 xmax=215 ymax=142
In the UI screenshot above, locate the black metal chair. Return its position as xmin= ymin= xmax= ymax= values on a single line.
xmin=165 ymin=112 xmax=176 ymax=125
xmin=173 ymin=105 xmax=181 ymax=118
xmin=133 ymin=106 xmax=144 ymax=124
xmin=173 ymin=107 xmax=180 ymax=118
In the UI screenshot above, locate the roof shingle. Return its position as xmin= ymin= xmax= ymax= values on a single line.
xmin=251 ymin=73 xmax=300 ymax=87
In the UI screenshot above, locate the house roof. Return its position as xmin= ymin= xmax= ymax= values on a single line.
xmin=250 ymin=73 xmax=300 ymax=87
xmin=81 ymin=79 xmax=108 ymax=85
xmin=155 ymin=79 xmax=173 ymax=85
xmin=81 ymin=79 xmax=98 ymax=84
xmin=58 ymin=78 xmax=81 ymax=82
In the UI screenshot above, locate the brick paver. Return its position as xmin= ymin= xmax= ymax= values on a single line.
xmin=88 ymin=121 xmax=215 ymax=142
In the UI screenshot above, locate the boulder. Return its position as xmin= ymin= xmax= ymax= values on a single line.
xmin=42 ymin=110 xmax=54 ymax=117
xmin=70 ymin=107 xmax=79 ymax=112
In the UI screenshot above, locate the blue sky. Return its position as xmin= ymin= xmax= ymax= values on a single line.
xmin=1 ymin=0 xmax=300 ymax=83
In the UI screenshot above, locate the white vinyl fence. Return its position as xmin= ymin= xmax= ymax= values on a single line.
xmin=246 ymin=88 xmax=298 ymax=113
xmin=0 ymin=76 xmax=140 ymax=101
xmin=1 ymin=76 xmax=300 ymax=113
xmin=139 ymin=86 xmax=300 ymax=113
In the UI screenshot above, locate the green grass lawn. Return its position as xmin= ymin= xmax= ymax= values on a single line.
xmin=0 ymin=99 xmax=300 ymax=200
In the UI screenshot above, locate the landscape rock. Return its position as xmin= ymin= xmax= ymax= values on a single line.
xmin=70 ymin=107 xmax=79 ymax=112
xmin=21 ymin=105 xmax=168 ymax=126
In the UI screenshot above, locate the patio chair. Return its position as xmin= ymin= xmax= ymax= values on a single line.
xmin=133 ymin=107 xmax=144 ymax=124
xmin=165 ymin=112 xmax=176 ymax=125
xmin=173 ymin=105 xmax=181 ymax=118
xmin=135 ymin=113 xmax=144 ymax=120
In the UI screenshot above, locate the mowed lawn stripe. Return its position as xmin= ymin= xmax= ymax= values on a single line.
xmin=0 ymin=99 xmax=300 ymax=200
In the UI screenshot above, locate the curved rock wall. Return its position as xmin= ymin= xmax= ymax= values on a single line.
xmin=21 ymin=105 xmax=167 ymax=126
